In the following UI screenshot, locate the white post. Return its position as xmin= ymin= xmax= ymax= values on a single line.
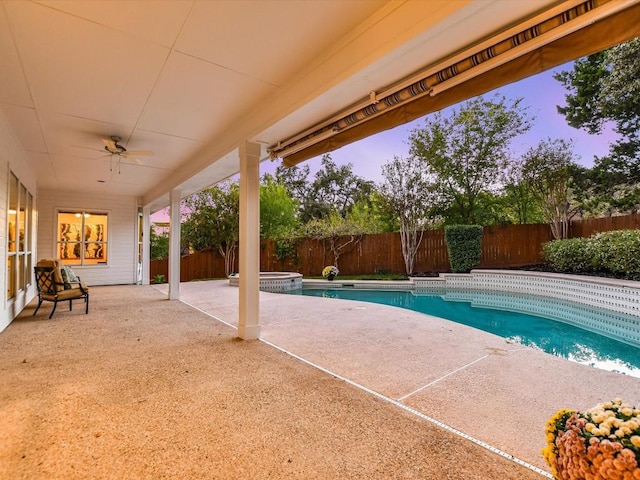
xmin=168 ymin=189 xmax=181 ymax=300
xmin=142 ymin=205 xmax=151 ymax=285
xmin=238 ymin=141 xmax=261 ymax=340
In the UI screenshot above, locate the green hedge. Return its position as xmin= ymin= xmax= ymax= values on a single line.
xmin=541 ymin=237 xmax=591 ymax=274
xmin=542 ymin=229 xmax=640 ymax=279
xmin=444 ymin=225 xmax=483 ymax=273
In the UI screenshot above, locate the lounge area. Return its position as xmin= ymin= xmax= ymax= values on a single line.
xmin=2 ymin=2 xmax=640 ymax=478
xmin=2 ymin=282 xmax=638 ymax=479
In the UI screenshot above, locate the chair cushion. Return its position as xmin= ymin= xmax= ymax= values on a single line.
xmin=37 ymin=259 xmax=65 ymax=292
xmin=55 ymin=287 xmax=88 ymax=301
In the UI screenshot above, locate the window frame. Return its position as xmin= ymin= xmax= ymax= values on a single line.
xmin=55 ymin=209 xmax=109 ymax=266
xmin=7 ymin=173 xmax=33 ymax=300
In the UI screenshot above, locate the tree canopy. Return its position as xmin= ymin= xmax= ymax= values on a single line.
xmin=275 ymin=154 xmax=375 ymax=223
xmin=521 ymin=139 xmax=579 ymax=239
xmin=181 ymin=182 xmax=239 ymax=275
xmin=259 ymin=174 xmax=300 ymax=239
xmin=555 ymin=38 xmax=640 ymax=212
xmin=409 ymin=95 xmax=532 ymax=225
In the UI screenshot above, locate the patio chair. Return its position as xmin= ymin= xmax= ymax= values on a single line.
xmin=33 ymin=259 xmax=89 ymax=319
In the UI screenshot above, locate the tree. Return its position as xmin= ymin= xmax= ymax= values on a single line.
xmin=409 ymin=95 xmax=532 ymax=224
xmin=347 ymin=196 xmax=395 ymax=234
xmin=555 ymin=39 xmax=640 ymax=208
xmin=182 ymin=182 xmax=239 ymax=276
xmin=501 ymin=159 xmax=543 ymax=224
xmin=304 ymin=210 xmax=368 ymax=270
xmin=149 ymin=228 xmax=169 ymax=260
xmin=259 ymin=175 xmax=300 ymax=239
xmin=562 ymin=163 xmax=612 ymax=218
xmin=554 ymin=52 xmax=609 ymax=134
xmin=305 ymin=154 xmax=375 ymax=221
xmin=379 ymin=155 xmax=436 ymax=275
xmin=274 ymin=163 xmax=310 ymax=208
xmin=521 ymin=139 xmax=578 ymax=240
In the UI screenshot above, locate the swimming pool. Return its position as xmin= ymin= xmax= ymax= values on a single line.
xmin=290 ymin=288 xmax=640 ymax=377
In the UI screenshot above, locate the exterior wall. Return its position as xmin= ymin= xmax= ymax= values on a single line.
xmin=37 ymin=190 xmax=139 ymax=286
xmin=0 ymin=111 xmax=38 ymax=332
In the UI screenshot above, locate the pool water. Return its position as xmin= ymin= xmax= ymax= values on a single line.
xmin=292 ymin=288 xmax=640 ymax=377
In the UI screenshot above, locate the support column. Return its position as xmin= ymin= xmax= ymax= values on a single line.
xmin=168 ymin=189 xmax=181 ymax=300
xmin=238 ymin=141 xmax=261 ymax=340
xmin=142 ymin=205 xmax=151 ymax=285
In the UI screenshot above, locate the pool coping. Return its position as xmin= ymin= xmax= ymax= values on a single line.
xmin=304 ymin=269 xmax=640 ymax=290
xmin=302 ymin=269 xmax=640 ymax=348
xmin=229 ymin=271 xmax=303 ymax=292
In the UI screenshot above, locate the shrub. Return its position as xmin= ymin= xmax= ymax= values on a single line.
xmin=542 ymin=237 xmax=591 ymax=274
xmin=543 ymin=230 xmax=640 ymax=279
xmin=588 ymin=230 xmax=640 ymax=277
xmin=444 ymin=225 xmax=483 ymax=273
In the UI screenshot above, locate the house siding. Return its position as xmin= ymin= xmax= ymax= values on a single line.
xmin=37 ymin=190 xmax=139 ymax=286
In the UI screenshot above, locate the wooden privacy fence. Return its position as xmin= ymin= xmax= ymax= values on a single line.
xmin=150 ymin=213 xmax=640 ymax=281
xmin=569 ymin=214 xmax=640 ymax=238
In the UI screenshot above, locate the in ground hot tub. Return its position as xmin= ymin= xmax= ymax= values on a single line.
xmin=228 ymin=272 xmax=302 ymax=292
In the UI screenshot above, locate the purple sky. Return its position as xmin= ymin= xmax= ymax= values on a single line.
xmin=261 ymin=61 xmax=618 ymax=183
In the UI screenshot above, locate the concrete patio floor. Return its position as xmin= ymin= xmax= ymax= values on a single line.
xmin=1 ymin=281 xmax=638 ymax=479
xmin=176 ymin=280 xmax=639 ymax=474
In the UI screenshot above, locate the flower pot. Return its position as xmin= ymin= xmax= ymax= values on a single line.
xmin=327 ymin=274 xmax=335 ymax=281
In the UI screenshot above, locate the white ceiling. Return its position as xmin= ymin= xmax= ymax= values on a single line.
xmin=0 ymin=0 xmax=560 ymax=211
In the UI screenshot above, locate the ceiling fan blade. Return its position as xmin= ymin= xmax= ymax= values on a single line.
xmin=70 ymin=145 xmax=106 ymax=154
xmin=124 ymin=150 xmax=154 ymax=157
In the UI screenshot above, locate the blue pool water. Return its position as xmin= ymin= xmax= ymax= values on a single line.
xmin=291 ymin=288 xmax=640 ymax=377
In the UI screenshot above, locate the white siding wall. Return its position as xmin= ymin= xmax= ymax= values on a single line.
xmin=37 ymin=190 xmax=139 ymax=286
xmin=0 ymin=111 xmax=38 ymax=332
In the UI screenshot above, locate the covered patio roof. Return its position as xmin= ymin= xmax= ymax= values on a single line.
xmin=4 ymin=0 xmax=637 ymax=211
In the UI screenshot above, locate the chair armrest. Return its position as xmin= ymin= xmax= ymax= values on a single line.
xmin=76 ymin=276 xmax=89 ymax=294
xmin=62 ymin=278 xmax=89 ymax=293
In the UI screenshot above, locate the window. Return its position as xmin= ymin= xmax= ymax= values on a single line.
xmin=7 ymin=173 xmax=33 ymax=300
xmin=56 ymin=211 xmax=108 ymax=266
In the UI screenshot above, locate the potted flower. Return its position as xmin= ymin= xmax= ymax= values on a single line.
xmin=322 ymin=265 xmax=339 ymax=281
xmin=543 ymin=398 xmax=640 ymax=479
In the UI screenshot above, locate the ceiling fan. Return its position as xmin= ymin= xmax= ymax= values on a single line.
xmin=103 ymin=136 xmax=153 ymax=157
xmin=102 ymin=136 xmax=153 ymax=173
